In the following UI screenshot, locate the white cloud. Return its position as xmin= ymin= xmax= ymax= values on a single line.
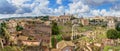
xmin=56 ymin=0 xmax=62 ymax=4
xmin=10 ymin=0 xmax=50 ymax=15
xmin=12 ymin=0 xmax=26 ymax=5
xmin=91 ymin=10 xmax=100 ymax=16
xmin=31 ymin=0 xmax=51 ymax=15
xmin=90 ymin=9 xmax=120 ymax=16
xmin=68 ymin=1 xmax=89 ymax=15
xmin=0 ymin=0 xmax=120 ymax=19
xmin=111 ymin=3 xmax=120 ymax=11
xmin=100 ymin=9 xmax=109 ymax=16
xmin=0 ymin=0 xmax=65 ymax=18
xmin=84 ymin=0 xmax=118 ymax=5
xmin=53 ymin=6 xmax=65 ymax=15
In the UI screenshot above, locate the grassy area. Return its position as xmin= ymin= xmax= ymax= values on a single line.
xmin=103 ymin=46 xmax=120 ymax=51
xmin=58 ymin=25 xmax=71 ymax=35
xmin=77 ymin=26 xmax=108 ymax=43
xmin=78 ymin=36 xmax=93 ymax=43
xmin=51 ymin=35 xmax=63 ymax=48
xmin=94 ymin=33 xmax=107 ymax=43
xmin=77 ymin=26 xmax=96 ymax=32
xmin=0 ymin=46 xmax=22 ymax=51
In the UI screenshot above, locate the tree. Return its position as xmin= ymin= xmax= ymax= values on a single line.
xmin=51 ymin=37 xmax=55 ymax=47
xmin=2 ymin=27 xmax=11 ymax=45
xmin=1 ymin=22 xmax=7 ymax=28
xmin=106 ymin=29 xmax=120 ymax=39
xmin=41 ymin=16 xmax=49 ymax=21
xmin=0 ymin=22 xmax=11 ymax=45
xmin=56 ymin=35 xmax=62 ymax=42
xmin=0 ymin=27 xmax=4 ymax=36
xmin=52 ymin=21 xmax=60 ymax=35
xmin=16 ymin=25 xmax=23 ymax=31
xmin=115 ymin=22 xmax=120 ymax=31
xmin=79 ymin=23 xmax=83 ymax=27
xmin=101 ymin=22 xmax=107 ymax=27
xmin=0 ymin=22 xmax=7 ymax=36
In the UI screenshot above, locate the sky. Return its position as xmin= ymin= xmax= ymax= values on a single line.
xmin=0 ymin=0 xmax=120 ymax=18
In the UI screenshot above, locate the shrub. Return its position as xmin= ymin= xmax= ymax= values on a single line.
xmin=16 ymin=25 xmax=23 ymax=31
xmin=52 ymin=21 xmax=60 ymax=35
xmin=116 ymin=22 xmax=120 ymax=31
xmin=106 ymin=29 xmax=120 ymax=39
